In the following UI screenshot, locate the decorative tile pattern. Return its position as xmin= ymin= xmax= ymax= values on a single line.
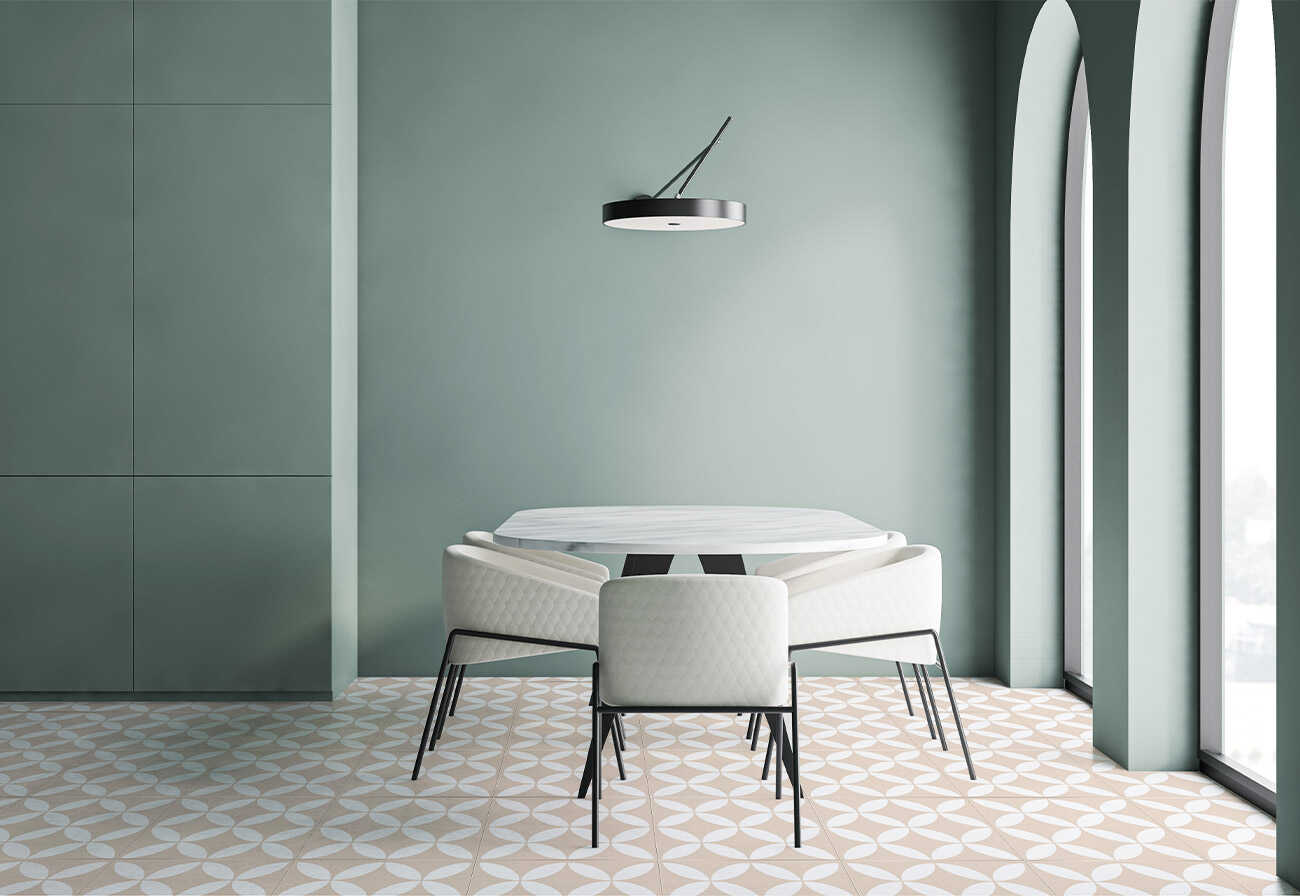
xmin=0 ymin=677 xmax=1283 ymax=895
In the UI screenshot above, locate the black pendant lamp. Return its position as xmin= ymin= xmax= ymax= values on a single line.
xmin=602 ymin=117 xmax=745 ymax=231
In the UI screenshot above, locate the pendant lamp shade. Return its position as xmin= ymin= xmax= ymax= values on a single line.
xmin=603 ymin=117 xmax=745 ymax=232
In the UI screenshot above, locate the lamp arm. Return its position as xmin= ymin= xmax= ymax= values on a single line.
xmin=650 ymin=116 xmax=732 ymax=199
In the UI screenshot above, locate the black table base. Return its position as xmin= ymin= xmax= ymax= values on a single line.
xmin=620 ymin=553 xmax=746 ymax=576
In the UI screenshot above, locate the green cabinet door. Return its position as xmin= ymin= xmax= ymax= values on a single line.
xmin=0 ymin=107 xmax=133 ymax=474
xmin=133 ymin=477 xmax=331 ymax=693
xmin=0 ymin=478 xmax=133 ymax=692
xmin=133 ymin=106 xmax=330 ymax=476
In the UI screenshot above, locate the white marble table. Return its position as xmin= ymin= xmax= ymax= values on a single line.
xmin=494 ymin=505 xmax=885 ymax=576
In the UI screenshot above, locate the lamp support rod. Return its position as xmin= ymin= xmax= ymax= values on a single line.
xmin=651 ymin=116 xmax=732 ymax=199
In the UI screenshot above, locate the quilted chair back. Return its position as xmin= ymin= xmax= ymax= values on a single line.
xmin=442 ymin=545 xmax=599 ymax=665
xmin=598 ymin=574 xmax=789 ymax=708
xmin=786 ymin=544 xmax=942 ymax=664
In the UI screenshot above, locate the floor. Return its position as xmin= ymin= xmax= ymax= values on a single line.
xmin=0 ymin=676 xmax=1289 ymax=895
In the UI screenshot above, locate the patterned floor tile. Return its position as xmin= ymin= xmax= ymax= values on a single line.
xmin=1028 ymin=856 xmax=1251 ymax=895
xmin=653 ymin=793 xmax=834 ymax=862
xmin=496 ymin=733 xmax=647 ymax=798
xmin=842 ymin=859 xmax=1051 ymax=895
xmin=642 ymin=714 xmax=763 ymax=753
xmin=299 ymin=796 xmax=489 ymax=862
xmin=1130 ymin=794 xmax=1275 ymax=861
xmin=0 ymin=677 xmax=1281 ymax=895
xmin=121 ymin=795 xmax=327 ymax=862
xmin=480 ymin=795 xmax=654 ymax=862
xmin=641 ymin=748 xmax=776 ymax=800
xmin=1218 ymin=860 xmax=1299 ymax=895
xmin=274 ymin=859 xmax=475 ymax=895
xmin=90 ymin=858 xmax=290 ymax=894
xmin=0 ymin=859 xmax=106 ymax=895
xmin=469 ymin=859 xmax=660 ymax=894
xmin=658 ymin=858 xmax=855 ymax=895
xmin=345 ymin=740 xmax=506 ymax=799
xmin=974 ymin=795 xmax=1200 ymax=864
xmin=819 ymin=796 xmax=1017 ymax=863
xmin=0 ymin=796 xmax=163 ymax=861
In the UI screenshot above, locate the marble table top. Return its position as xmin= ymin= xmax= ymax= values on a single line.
xmin=493 ymin=505 xmax=885 ymax=555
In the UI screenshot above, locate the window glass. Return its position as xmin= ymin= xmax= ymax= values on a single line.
xmin=1220 ymin=0 xmax=1276 ymax=785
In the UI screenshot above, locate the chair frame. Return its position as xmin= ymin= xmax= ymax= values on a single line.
xmin=789 ymin=627 xmax=976 ymax=780
xmin=588 ymin=660 xmax=802 ymax=849
xmin=410 ymin=627 xmax=598 ymax=780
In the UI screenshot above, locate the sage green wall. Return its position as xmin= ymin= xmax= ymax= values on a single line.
xmin=358 ymin=0 xmax=999 ymax=676
xmin=1275 ymin=1 xmax=1300 ymax=884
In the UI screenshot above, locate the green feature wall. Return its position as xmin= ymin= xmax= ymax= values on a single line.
xmin=358 ymin=0 xmax=999 ymax=677
xmin=0 ymin=0 xmax=352 ymax=696
xmin=1275 ymin=2 xmax=1299 ymax=885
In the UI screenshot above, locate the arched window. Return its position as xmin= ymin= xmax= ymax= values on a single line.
xmin=1064 ymin=61 xmax=1092 ymax=693
xmin=1201 ymin=0 xmax=1276 ymax=794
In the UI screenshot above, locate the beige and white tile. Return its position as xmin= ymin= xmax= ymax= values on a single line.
xmin=819 ymin=796 xmax=1017 ymax=863
xmin=274 ymin=859 xmax=475 ymax=895
xmin=1029 ymin=856 xmax=1252 ymax=895
xmin=659 ymin=858 xmax=855 ymax=895
xmin=1131 ymin=794 xmax=1275 ymax=861
xmin=843 ymin=859 xmax=1051 ymax=895
xmin=0 ymin=858 xmax=107 ymax=895
xmin=480 ymin=795 xmax=654 ymax=862
xmin=90 ymin=858 xmax=290 ymax=894
xmin=974 ymin=795 xmax=1200 ymax=864
xmin=653 ymin=793 xmax=835 ymax=862
xmin=300 ymin=796 xmax=489 ymax=862
xmin=469 ymin=859 xmax=660 ymax=894
xmin=0 ymin=796 xmax=161 ymax=861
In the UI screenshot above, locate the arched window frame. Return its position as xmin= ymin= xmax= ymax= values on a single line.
xmin=1199 ymin=0 xmax=1277 ymax=813
xmin=1063 ymin=61 xmax=1092 ymax=697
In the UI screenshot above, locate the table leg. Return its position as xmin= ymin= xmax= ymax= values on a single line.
xmin=699 ymin=554 xmax=746 ymax=575
xmin=621 ymin=554 xmax=674 ymax=576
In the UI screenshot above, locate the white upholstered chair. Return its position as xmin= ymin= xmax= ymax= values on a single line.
xmin=411 ymin=544 xmax=601 ymax=780
xmin=784 ymin=544 xmax=975 ymax=779
xmin=589 ymin=574 xmax=802 ymax=848
xmin=745 ymin=532 xmax=921 ymax=744
xmin=753 ymin=529 xmax=907 ymax=581
xmin=462 ymin=530 xmax=609 ymax=584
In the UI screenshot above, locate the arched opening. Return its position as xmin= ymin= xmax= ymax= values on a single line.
xmin=1000 ymin=0 xmax=1080 ymax=689
xmin=1201 ymin=0 xmax=1277 ymax=793
xmin=1064 ymin=61 xmax=1093 ymax=691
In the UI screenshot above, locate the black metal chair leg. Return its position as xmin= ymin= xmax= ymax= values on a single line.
xmin=591 ymin=666 xmax=600 ymax=848
xmin=449 ymin=665 xmax=467 ymax=717
xmin=930 ymin=632 xmax=976 ymax=780
xmin=431 ymin=665 xmax=457 ymax=745
xmin=612 ymin=714 xmax=626 ymax=752
xmin=749 ymin=712 xmax=762 ymax=751
xmin=920 ymin=665 xmax=948 ymax=751
xmin=896 ymin=662 xmax=915 ymax=716
xmin=761 ymin=723 xmax=775 ymax=781
xmin=411 ymin=634 xmax=455 ymax=779
xmin=772 ymin=713 xmax=782 ymax=799
xmin=913 ymin=663 xmax=937 ymax=740
xmin=790 ymin=664 xmax=801 ymax=848
xmin=745 ymin=713 xmax=756 ymax=741
xmin=578 ymin=709 xmax=617 ymax=798
xmin=608 ymin=716 xmax=626 ymax=781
